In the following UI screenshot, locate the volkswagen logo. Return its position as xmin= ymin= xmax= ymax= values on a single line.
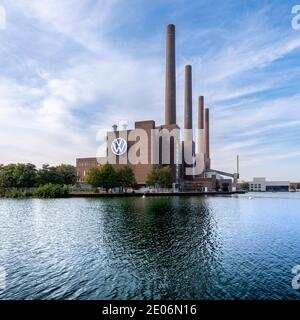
xmin=111 ymin=138 xmax=127 ymax=156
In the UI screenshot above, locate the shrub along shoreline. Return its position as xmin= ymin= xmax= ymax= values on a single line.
xmin=2 ymin=184 xmax=70 ymax=199
xmin=0 ymin=164 xmax=76 ymax=199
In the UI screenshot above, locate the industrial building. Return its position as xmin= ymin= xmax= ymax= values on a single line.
xmin=76 ymin=24 xmax=239 ymax=191
xmin=249 ymin=178 xmax=290 ymax=192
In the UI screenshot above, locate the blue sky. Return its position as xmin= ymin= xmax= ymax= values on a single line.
xmin=0 ymin=0 xmax=300 ymax=181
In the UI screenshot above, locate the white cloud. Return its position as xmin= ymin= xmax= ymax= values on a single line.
xmin=0 ymin=1 xmax=299 ymax=180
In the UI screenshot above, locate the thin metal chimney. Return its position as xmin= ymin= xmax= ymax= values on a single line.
xmin=165 ymin=24 xmax=176 ymax=125
xmin=184 ymin=65 xmax=192 ymax=141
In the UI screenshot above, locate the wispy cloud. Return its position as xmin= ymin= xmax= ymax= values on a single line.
xmin=0 ymin=0 xmax=299 ymax=180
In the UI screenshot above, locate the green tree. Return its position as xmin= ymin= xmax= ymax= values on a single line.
xmin=159 ymin=166 xmax=173 ymax=188
xmin=117 ymin=166 xmax=136 ymax=192
xmin=146 ymin=165 xmax=161 ymax=188
xmin=0 ymin=163 xmax=76 ymax=198
xmin=85 ymin=167 xmax=102 ymax=189
xmin=13 ymin=163 xmax=37 ymax=188
xmin=0 ymin=166 xmax=6 ymax=196
xmin=238 ymin=181 xmax=249 ymax=191
xmin=0 ymin=164 xmax=17 ymax=188
xmin=37 ymin=164 xmax=61 ymax=185
xmin=56 ymin=164 xmax=77 ymax=185
xmin=146 ymin=165 xmax=173 ymax=189
xmin=98 ymin=164 xmax=117 ymax=192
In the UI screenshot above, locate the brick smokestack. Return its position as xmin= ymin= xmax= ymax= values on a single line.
xmin=204 ymin=108 xmax=210 ymax=169
xmin=165 ymin=24 xmax=176 ymax=125
xmin=197 ymin=96 xmax=204 ymax=154
xmin=184 ymin=65 xmax=192 ymax=141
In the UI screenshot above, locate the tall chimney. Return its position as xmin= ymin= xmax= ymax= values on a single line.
xmin=197 ymin=96 xmax=204 ymax=154
xmin=165 ymin=24 xmax=176 ymax=125
xmin=204 ymin=108 xmax=210 ymax=169
xmin=184 ymin=65 xmax=192 ymax=141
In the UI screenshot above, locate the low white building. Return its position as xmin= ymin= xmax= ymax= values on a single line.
xmin=249 ymin=177 xmax=290 ymax=192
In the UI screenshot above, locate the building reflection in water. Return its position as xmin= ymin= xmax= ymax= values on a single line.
xmin=96 ymin=197 xmax=222 ymax=299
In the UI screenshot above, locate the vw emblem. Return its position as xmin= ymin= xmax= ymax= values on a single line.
xmin=111 ymin=138 xmax=127 ymax=156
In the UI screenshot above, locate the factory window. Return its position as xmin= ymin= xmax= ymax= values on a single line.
xmin=255 ymin=184 xmax=257 ymax=188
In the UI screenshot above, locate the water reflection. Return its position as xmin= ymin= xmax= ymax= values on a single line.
xmin=0 ymin=196 xmax=300 ymax=300
xmin=96 ymin=197 xmax=222 ymax=299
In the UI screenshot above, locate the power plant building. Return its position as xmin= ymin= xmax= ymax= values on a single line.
xmin=76 ymin=24 xmax=239 ymax=191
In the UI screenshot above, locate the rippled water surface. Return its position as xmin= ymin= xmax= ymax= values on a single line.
xmin=0 ymin=193 xmax=300 ymax=300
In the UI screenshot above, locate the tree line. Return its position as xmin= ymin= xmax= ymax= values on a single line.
xmin=85 ymin=164 xmax=137 ymax=192
xmin=0 ymin=164 xmax=77 ymax=198
xmin=0 ymin=163 xmax=77 ymax=188
xmin=0 ymin=162 xmax=174 ymax=197
xmin=85 ymin=164 xmax=173 ymax=192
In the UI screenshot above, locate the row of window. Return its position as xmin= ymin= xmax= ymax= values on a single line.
xmin=250 ymin=183 xmax=262 ymax=191
xmin=250 ymin=184 xmax=261 ymax=188
xmin=78 ymin=161 xmax=98 ymax=167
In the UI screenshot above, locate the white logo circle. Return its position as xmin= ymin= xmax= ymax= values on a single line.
xmin=111 ymin=138 xmax=127 ymax=156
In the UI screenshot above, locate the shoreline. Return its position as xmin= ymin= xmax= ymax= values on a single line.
xmin=0 ymin=190 xmax=247 ymax=200
xmin=69 ymin=191 xmax=247 ymax=198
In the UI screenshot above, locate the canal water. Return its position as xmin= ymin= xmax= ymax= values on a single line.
xmin=0 ymin=193 xmax=300 ymax=300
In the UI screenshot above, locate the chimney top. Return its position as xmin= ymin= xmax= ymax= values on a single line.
xmin=167 ymin=24 xmax=175 ymax=32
